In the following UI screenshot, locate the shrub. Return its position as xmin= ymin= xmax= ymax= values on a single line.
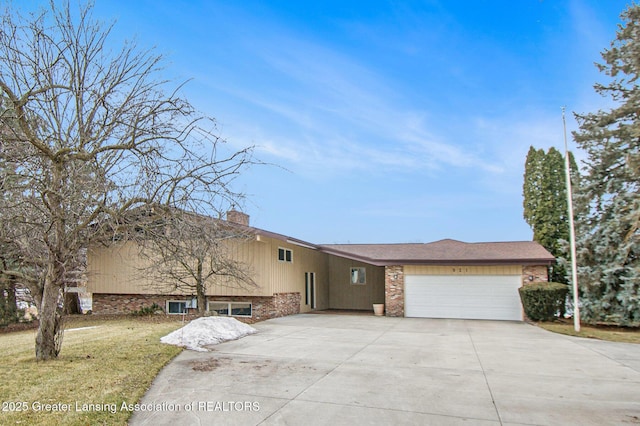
xmin=133 ymin=303 xmax=162 ymax=316
xmin=519 ymin=282 xmax=569 ymax=321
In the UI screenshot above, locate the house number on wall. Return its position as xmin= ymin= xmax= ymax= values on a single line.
xmin=452 ymin=268 xmax=469 ymax=273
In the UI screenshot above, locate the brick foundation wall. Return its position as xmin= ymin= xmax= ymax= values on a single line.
xmin=91 ymin=292 xmax=300 ymax=322
xmin=207 ymin=293 xmax=300 ymax=322
xmin=272 ymin=292 xmax=301 ymax=318
xmin=385 ymin=265 xmax=404 ymax=317
xmin=93 ymin=294 xmax=170 ymax=315
xmin=522 ymin=265 xmax=549 ymax=286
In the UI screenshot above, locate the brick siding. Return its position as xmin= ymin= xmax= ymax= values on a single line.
xmin=522 ymin=265 xmax=549 ymax=286
xmin=91 ymin=292 xmax=300 ymax=322
xmin=384 ymin=265 xmax=405 ymax=317
xmin=92 ymin=294 xmax=169 ymax=315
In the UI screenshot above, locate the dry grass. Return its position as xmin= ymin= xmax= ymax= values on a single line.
xmin=0 ymin=315 xmax=184 ymax=425
xmin=536 ymin=319 xmax=640 ymax=344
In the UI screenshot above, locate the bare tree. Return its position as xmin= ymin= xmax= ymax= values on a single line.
xmin=0 ymin=1 xmax=253 ymax=360
xmin=0 ymin=96 xmax=44 ymax=326
xmin=0 ymin=259 xmax=19 ymax=326
xmin=135 ymin=208 xmax=257 ymax=314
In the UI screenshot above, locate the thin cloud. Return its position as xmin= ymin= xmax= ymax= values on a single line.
xmin=189 ymin=21 xmax=506 ymax=178
xmin=180 ymin=2 xmax=618 ymax=187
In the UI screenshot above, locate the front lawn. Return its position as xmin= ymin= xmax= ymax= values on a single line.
xmin=0 ymin=315 xmax=184 ymax=425
xmin=536 ymin=320 xmax=640 ymax=344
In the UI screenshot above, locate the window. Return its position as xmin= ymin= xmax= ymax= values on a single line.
xmin=208 ymin=302 xmax=229 ymax=316
xmin=231 ymin=303 xmax=252 ymax=317
xmin=208 ymin=301 xmax=252 ymax=318
xmin=350 ymin=267 xmax=366 ymax=285
xmin=305 ymin=272 xmax=316 ymax=308
xmin=166 ymin=300 xmax=187 ymax=314
xmin=278 ymin=247 xmax=293 ymax=263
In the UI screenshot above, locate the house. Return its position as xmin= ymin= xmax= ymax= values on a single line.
xmin=83 ymin=210 xmax=554 ymax=322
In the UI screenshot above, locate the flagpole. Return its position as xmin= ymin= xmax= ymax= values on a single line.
xmin=562 ymin=107 xmax=580 ymax=332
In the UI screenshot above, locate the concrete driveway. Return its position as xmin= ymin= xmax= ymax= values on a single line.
xmin=131 ymin=314 xmax=640 ymax=426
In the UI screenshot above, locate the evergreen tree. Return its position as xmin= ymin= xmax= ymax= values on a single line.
xmin=572 ymin=4 xmax=640 ymax=326
xmin=523 ymin=147 xmax=545 ymax=229
xmin=523 ymin=146 xmax=577 ymax=283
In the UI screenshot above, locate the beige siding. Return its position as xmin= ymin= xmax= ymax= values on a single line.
xmin=204 ymin=238 xmax=268 ymax=296
xmin=259 ymin=237 xmax=329 ymax=312
xmin=404 ymin=265 xmax=522 ymax=276
xmin=87 ymin=241 xmax=187 ymax=295
xmin=87 ymin=239 xmax=272 ymax=296
xmin=87 ymin=235 xmax=330 ymax=308
xmin=328 ymin=257 xmax=385 ymax=310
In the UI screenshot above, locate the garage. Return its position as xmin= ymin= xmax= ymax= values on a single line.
xmin=405 ymin=275 xmax=523 ymax=321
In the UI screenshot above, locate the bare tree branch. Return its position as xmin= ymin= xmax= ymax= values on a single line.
xmin=0 ymin=1 xmax=256 ymax=359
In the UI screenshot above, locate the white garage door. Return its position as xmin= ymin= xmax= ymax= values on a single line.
xmin=405 ymin=275 xmax=523 ymax=321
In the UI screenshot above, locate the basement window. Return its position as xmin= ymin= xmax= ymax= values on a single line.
xmin=166 ymin=300 xmax=187 ymax=314
xmin=208 ymin=301 xmax=252 ymax=318
xmin=350 ymin=267 xmax=366 ymax=285
xmin=278 ymin=247 xmax=293 ymax=263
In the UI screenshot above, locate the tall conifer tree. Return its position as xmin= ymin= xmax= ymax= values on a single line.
xmin=572 ymin=5 xmax=640 ymax=326
xmin=523 ymin=147 xmax=577 ymax=284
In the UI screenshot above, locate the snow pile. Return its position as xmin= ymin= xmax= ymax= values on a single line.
xmin=160 ymin=316 xmax=257 ymax=352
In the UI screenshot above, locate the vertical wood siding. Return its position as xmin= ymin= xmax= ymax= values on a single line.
xmin=87 ymin=235 xmax=331 ymax=307
xmin=87 ymin=241 xmax=163 ymax=295
xmin=328 ymin=256 xmax=385 ymax=310
xmin=262 ymin=238 xmax=329 ymax=312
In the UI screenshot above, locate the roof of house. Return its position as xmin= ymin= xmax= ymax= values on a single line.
xmin=320 ymin=239 xmax=555 ymax=266
xmin=226 ymin=212 xmax=555 ymax=267
xmin=109 ymin=208 xmax=554 ymax=266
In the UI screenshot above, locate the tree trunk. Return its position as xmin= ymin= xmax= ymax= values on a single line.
xmin=35 ymin=160 xmax=67 ymax=360
xmin=64 ymin=292 xmax=80 ymax=314
xmin=197 ymin=288 xmax=207 ymax=314
xmin=196 ymin=259 xmax=206 ymax=314
xmin=35 ymin=267 xmax=64 ymax=360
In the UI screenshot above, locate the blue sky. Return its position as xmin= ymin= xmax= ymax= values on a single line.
xmin=25 ymin=1 xmax=632 ymax=243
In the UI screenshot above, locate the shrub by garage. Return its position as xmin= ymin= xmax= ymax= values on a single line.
xmin=519 ymin=282 xmax=569 ymax=321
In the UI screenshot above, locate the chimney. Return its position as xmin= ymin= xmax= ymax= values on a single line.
xmin=226 ymin=209 xmax=249 ymax=226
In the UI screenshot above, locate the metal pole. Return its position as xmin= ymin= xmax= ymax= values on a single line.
xmin=562 ymin=107 xmax=580 ymax=332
